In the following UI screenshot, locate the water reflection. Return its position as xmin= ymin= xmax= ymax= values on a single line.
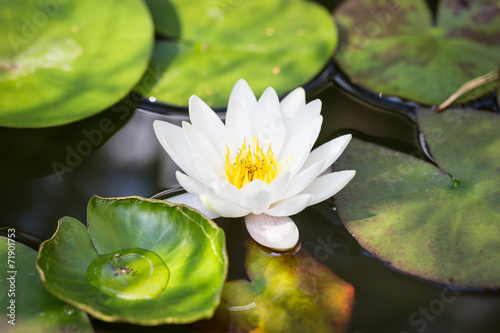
xmin=1 ymin=80 xmax=500 ymax=332
xmin=203 ymin=238 xmax=354 ymax=333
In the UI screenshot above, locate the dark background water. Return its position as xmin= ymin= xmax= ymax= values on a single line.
xmin=2 ymin=64 xmax=500 ymax=332
xmin=2 ymin=0 xmax=500 ymax=332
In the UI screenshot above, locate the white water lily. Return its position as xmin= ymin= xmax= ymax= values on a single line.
xmin=153 ymin=79 xmax=355 ymax=251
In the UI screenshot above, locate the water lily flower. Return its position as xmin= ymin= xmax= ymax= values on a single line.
xmin=153 ymin=79 xmax=355 ymax=251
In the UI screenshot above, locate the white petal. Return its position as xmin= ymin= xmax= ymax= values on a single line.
xmin=240 ymin=180 xmax=274 ymax=215
xmin=228 ymin=79 xmax=257 ymax=113
xmin=153 ymin=120 xmax=198 ymax=178
xmin=189 ymin=95 xmax=225 ymax=153
xmin=183 ymin=122 xmax=224 ymax=174
xmin=257 ymin=116 xmax=286 ymax=157
xmin=201 ymin=194 xmax=250 ymax=218
xmin=283 ymin=99 xmax=322 ymax=134
xmin=280 ymin=87 xmax=306 ymax=121
xmin=164 ymin=193 xmax=219 ymax=220
xmin=177 ymin=172 xmax=244 ymax=217
xmin=224 ymin=100 xmax=252 ymax=159
xmin=210 ymin=180 xmax=243 ymax=206
xmin=189 ymin=153 xmax=228 ymax=189
xmin=176 ymin=171 xmax=209 ymax=197
xmin=266 ymin=169 xmax=292 ymax=202
xmin=281 ymin=161 xmax=324 ymax=200
xmin=264 ymin=194 xmax=313 ymax=216
xmin=280 ymin=143 xmax=311 ymax=179
xmin=279 ymin=135 xmax=352 ymax=200
xmin=301 ymin=134 xmax=352 ymax=174
xmin=301 ymin=170 xmax=356 ymax=206
xmin=244 ymin=214 xmax=299 ymax=251
xmin=252 ymin=87 xmax=281 ymax=132
xmin=278 ymin=116 xmax=323 ymax=176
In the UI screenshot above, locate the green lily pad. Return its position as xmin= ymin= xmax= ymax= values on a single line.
xmin=208 ymin=239 xmax=354 ymax=332
xmin=497 ymin=69 xmax=500 ymax=106
xmin=0 ymin=0 xmax=153 ymax=128
xmin=138 ymin=0 xmax=336 ymax=108
xmin=334 ymin=0 xmax=500 ymax=105
xmin=0 ymin=236 xmax=92 ymax=333
xmin=36 ymin=196 xmax=228 ymax=325
xmin=333 ymin=108 xmax=500 ymax=288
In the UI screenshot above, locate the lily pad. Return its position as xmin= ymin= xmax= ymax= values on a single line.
xmin=497 ymin=69 xmax=500 ymax=106
xmin=36 ymin=196 xmax=228 ymax=325
xmin=0 ymin=236 xmax=92 ymax=333
xmin=138 ymin=0 xmax=336 ymax=107
xmin=0 ymin=0 xmax=153 ymax=127
xmin=334 ymin=0 xmax=500 ymax=105
xmin=208 ymin=239 xmax=354 ymax=332
xmin=333 ymin=108 xmax=500 ymax=288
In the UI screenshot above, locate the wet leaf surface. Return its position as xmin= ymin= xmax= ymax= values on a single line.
xmin=0 ymin=237 xmax=92 ymax=333
xmin=36 ymin=196 xmax=228 ymax=325
xmin=139 ymin=0 xmax=336 ymax=108
xmin=0 ymin=0 xmax=153 ymax=127
xmin=334 ymin=0 xmax=500 ymax=105
xmin=333 ymin=108 xmax=500 ymax=288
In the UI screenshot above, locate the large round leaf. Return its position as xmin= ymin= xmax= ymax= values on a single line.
xmin=334 ymin=0 xmax=500 ymax=105
xmin=497 ymin=70 xmax=500 ymax=106
xmin=0 ymin=236 xmax=92 ymax=333
xmin=139 ymin=0 xmax=336 ymax=107
xmin=36 ymin=196 xmax=228 ymax=325
xmin=333 ymin=108 xmax=500 ymax=288
xmin=0 ymin=0 xmax=153 ymax=127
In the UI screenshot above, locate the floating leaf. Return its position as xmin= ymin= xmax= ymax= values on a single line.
xmin=334 ymin=0 xmax=500 ymax=105
xmin=36 ymin=196 xmax=228 ymax=325
xmin=437 ymin=70 xmax=499 ymax=111
xmin=139 ymin=0 xmax=336 ymax=107
xmin=0 ymin=237 xmax=92 ymax=333
xmin=333 ymin=108 xmax=500 ymax=288
xmin=497 ymin=69 xmax=500 ymax=106
xmin=0 ymin=0 xmax=153 ymax=127
xmin=208 ymin=239 xmax=354 ymax=332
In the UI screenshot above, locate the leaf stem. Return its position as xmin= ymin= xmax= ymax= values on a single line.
xmin=436 ymin=70 xmax=499 ymax=112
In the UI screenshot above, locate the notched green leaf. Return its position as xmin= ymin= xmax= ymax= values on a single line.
xmin=0 ymin=0 xmax=153 ymax=127
xmin=36 ymin=196 xmax=228 ymax=325
xmin=334 ymin=108 xmax=500 ymax=288
xmin=0 ymin=237 xmax=92 ymax=333
xmin=139 ymin=0 xmax=336 ymax=108
xmin=334 ymin=0 xmax=500 ymax=105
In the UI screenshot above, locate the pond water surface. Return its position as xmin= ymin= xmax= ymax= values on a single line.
xmin=2 ymin=59 xmax=500 ymax=332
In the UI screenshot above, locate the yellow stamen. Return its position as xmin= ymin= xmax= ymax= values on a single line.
xmin=225 ymin=136 xmax=278 ymax=189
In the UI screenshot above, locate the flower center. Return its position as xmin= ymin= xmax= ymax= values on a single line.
xmin=225 ymin=136 xmax=278 ymax=189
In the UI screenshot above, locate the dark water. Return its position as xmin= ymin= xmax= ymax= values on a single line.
xmin=2 ymin=0 xmax=500 ymax=330
xmin=1 ymin=61 xmax=500 ymax=332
